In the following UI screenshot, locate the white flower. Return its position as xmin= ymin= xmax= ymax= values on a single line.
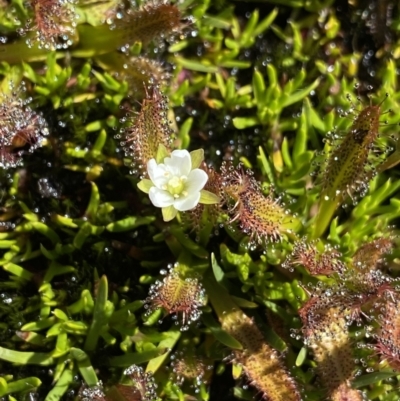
xmin=137 ymin=148 xmax=219 ymax=221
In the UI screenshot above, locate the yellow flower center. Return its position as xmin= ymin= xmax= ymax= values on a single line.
xmin=166 ymin=175 xmax=187 ymax=198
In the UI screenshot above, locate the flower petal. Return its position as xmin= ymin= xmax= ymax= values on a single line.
xmin=185 ymin=169 xmax=208 ymax=193
xmin=174 ymin=192 xmax=200 ymax=211
xmin=147 ymin=159 xmax=169 ymax=188
xmin=164 ymin=149 xmax=191 ymax=176
xmin=137 ymin=179 xmax=154 ymax=194
xmin=147 ymin=159 xmax=158 ymax=181
xmin=149 ymin=187 xmax=174 ymax=208
xmin=199 ymin=189 xmax=220 ymax=204
xmin=162 ymin=205 xmax=178 ymax=222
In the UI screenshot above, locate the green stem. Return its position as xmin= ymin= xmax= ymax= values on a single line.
xmin=71 ymin=25 xmax=126 ymax=58
xmin=0 ymin=41 xmax=54 ymax=63
xmin=0 ymin=25 xmax=126 ymax=64
xmin=312 ymin=195 xmax=339 ymax=239
xmin=203 ymin=271 xmax=237 ymax=318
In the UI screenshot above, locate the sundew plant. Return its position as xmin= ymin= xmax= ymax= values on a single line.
xmin=1 ymin=0 xmax=400 ymax=400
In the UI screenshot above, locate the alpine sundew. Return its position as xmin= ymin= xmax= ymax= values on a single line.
xmin=313 ymin=94 xmax=389 ymax=238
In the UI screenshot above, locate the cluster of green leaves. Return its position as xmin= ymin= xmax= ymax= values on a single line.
xmin=0 ymin=0 xmax=400 ymax=401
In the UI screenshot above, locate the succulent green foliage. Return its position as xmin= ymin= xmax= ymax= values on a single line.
xmin=0 ymin=0 xmax=400 ymax=401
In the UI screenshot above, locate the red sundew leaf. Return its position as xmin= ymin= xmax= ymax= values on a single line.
xmin=221 ymin=162 xmax=291 ymax=246
xmin=23 ymin=0 xmax=77 ymax=50
xmin=351 ymin=237 xmax=393 ymax=271
xmin=0 ymin=89 xmax=48 ymax=168
xmin=144 ymin=270 xmax=205 ymax=331
xmin=120 ymin=2 xmax=184 ymax=46
xmin=375 ymin=297 xmax=400 ymax=372
xmin=283 ymin=240 xmax=345 ymax=276
xmin=122 ymin=86 xmax=173 ymax=177
xmin=314 ymin=95 xmax=390 ymax=238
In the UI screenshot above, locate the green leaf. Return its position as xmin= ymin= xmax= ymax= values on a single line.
xmin=44 ymin=369 xmax=73 ymax=401
xmin=253 ymin=69 xmax=266 ymax=106
xmin=353 ymin=371 xmax=398 ymax=388
xmin=232 ymin=363 xmax=242 ymax=379
xmin=179 ymin=118 xmax=193 ymax=149
xmin=190 ymin=148 xmax=204 ymax=169
xmin=85 ymin=182 xmax=100 ymax=219
xmin=1 ymin=377 xmax=41 ymax=396
xmin=162 ymin=206 xmax=177 ymax=222
xmin=169 ymin=227 xmax=208 ymax=258
xmin=84 ymin=275 xmax=114 ymax=352
xmin=266 ymin=63 xmax=278 ymax=87
xmin=31 ymin=222 xmax=60 ymax=244
xmin=42 ymin=261 xmax=75 ymax=283
xmin=211 ymin=253 xmax=225 ymax=283
xmin=199 ymin=190 xmax=219 ymax=204
xmin=0 ymin=348 xmax=54 ymax=365
xmin=233 ymin=116 xmax=259 ymax=129
xmin=106 ymin=216 xmax=155 ymax=232
xmin=258 ymin=146 xmax=275 ymax=185
xmin=292 ymin=104 xmax=308 ymax=165
xmin=145 ymin=329 xmax=181 ymax=373
xmin=3 ymin=263 xmax=33 ymax=281
xmin=175 ymin=57 xmax=218 ymax=73
xmin=0 ymin=378 xmax=7 ymax=397
xmin=70 ymin=348 xmax=98 ymax=386
xmin=295 ymin=347 xmax=307 ymax=367
xmin=240 ymin=9 xmax=259 ymax=47
xmin=92 ymin=129 xmax=107 ymax=151
xmin=202 ymin=313 xmax=243 ymax=350
xmin=253 ymin=8 xmax=278 ymax=37
xmin=73 ymin=223 xmax=92 ymax=249
xmin=281 ymin=78 xmax=320 ymax=108
xmin=156 ymin=143 xmax=170 ymax=163
xmin=230 ymin=296 xmax=258 ymax=308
